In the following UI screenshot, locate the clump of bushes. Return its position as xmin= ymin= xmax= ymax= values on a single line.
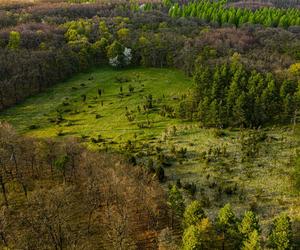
xmin=28 ymin=124 xmax=39 ymax=130
xmin=183 ymin=182 xmax=197 ymax=196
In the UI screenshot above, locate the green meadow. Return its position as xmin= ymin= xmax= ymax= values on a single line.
xmin=1 ymin=66 xmax=299 ymax=235
xmin=0 ymin=67 xmax=192 ymax=143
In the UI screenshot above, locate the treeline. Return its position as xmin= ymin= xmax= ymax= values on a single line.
xmin=169 ymin=0 xmax=300 ymax=28
xmin=179 ymin=55 xmax=299 ymax=127
xmin=0 ymin=1 xmax=299 ymax=123
xmin=0 ymin=46 xmax=101 ymax=109
xmin=166 ymin=187 xmax=295 ymax=249
xmin=0 ymin=122 xmax=168 ymax=249
xmin=0 ymin=1 xmax=130 ymax=29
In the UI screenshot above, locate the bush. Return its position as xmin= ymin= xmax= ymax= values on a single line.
xmin=56 ymin=129 xmax=64 ymax=136
xmin=183 ymin=182 xmax=197 ymax=196
xmin=28 ymin=124 xmax=39 ymax=130
xmin=155 ymin=165 xmax=165 ymax=182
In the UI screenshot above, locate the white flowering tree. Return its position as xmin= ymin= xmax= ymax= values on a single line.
xmin=107 ymin=41 xmax=132 ymax=68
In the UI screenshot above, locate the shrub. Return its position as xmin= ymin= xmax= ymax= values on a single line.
xmin=183 ymin=182 xmax=197 ymax=196
xmin=155 ymin=165 xmax=165 ymax=182
xmin=28 ymin=124 xmax=39 ymax=130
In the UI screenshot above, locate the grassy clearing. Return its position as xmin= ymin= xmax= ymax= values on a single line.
xmin=0 ymin=67 xmax=192 ymax=145
xmin=1 ymin=66 xmax=299 ymax=237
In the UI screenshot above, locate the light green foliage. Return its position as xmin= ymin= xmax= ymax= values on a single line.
xmin=268 ymin=214 xmax=293 ymax=250
xmin=182 ymin=218 xmax=215 ymax=250
xmin=239 ymin=211 xmax=260 ymax=237
xmin=216 ymin=203 xmax=240 ymax=249
xmin=107 ymin=40 xmax=123 ymax=59
xmin=129 ymin=0 xmax=139 ymax=12
xmin=216 ymin=203 xmax=237 ymax=231
xmin=182 ymin=224 xmax=203 ymax=250
xmin=117 ymin=28 xmax=130 ymax=41
xmin=99 ymin=20 xmax=111 ymax=40
xmin=63 ymin=19 xmax=92 ymax=42
xmin=242 ymin=230 xmax=261 ymax=250
xmin=7 ymin=31 xmax=20 ymax=50
xmin=183 ymin=200 xmax=206 ymax=228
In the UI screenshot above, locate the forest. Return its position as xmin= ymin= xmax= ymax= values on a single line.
xmin=0 ymin=0 xmax=299 ymax=249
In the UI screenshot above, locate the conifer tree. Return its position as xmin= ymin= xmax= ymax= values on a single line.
xmin=242 ymin=230 xmax=261 ymax=250
xmin=216 ymin=203 xmax=240 ymax=249
xmin=183 ymin=200 xmax=206 ymax=229
xmin=168 ymin=185 xmax=185 ymax=227
xmin=268 ymin=214 xmax=293 ymax=250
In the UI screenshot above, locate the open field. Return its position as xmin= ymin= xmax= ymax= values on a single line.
xmin=0 ymin=67 xmax=192 ymax=144
xmin=1 ymin=67 xmax=299 ymax=241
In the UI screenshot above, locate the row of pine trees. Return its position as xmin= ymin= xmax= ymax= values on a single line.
xmin=168 ymin=0 xmax=300 ymax=28
xmin=178 ymin=54 xmax=299 ymax=127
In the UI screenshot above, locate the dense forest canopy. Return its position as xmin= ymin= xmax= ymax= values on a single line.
xmin=168 ymin=0 xmax=300 ymax=28
xmin=0 ymin=0 xmax=299 ymax=249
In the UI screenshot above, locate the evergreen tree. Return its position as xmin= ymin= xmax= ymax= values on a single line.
xmin=183 ymin=200 xmax=206 ymax=228
xmin=182 ymin=218 xmax=216 ymax=250
xmin=168 ymin=185 xmax=185 ymax=226
xmin=233 ymin=92 xmax=248 ymax=127
xmin=242 ymin=230 xmax=261 ymax=250
xmin=268 ymin=214 xmax=293 ymax=250
xmin=239 ymin=211 xmax=260 ymax=240
xmin=216 ymin=203 xmax=240 ymax=249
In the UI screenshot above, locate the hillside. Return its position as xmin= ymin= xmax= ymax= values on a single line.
xmin=0 ymin=0 xmax=299 ymax=249
xmin=1 ymin=66 xmax=299 ymax=243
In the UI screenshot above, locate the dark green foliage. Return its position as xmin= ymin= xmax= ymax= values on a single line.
xmin=146 ymin=158 xmax=155 ymax=173
xmin=155 ymin=165 xmax=165 ymax=182
xmin=239 ymin=130 xmax=266 ymax=161
xmin=167 ymin=185 xmax=185 ymax=219
xmin=54 ymin=155 xmax=69 ymax=179
xmin=81 ymin=94 xmax=86 ymax=102
xmin=186 ymin=60 xmax=299 ymax=127
xmin=176 ymin=179 xmax=182 ymax=188
xmin=128 ymin=84 xmax=134 ymax=93
xmin=169 ymin=1 xmax=300 ymax=28
xmin=127 ymin=154 xmax=137 ymax=166
xmin=145 ymin=94 xmax=153 ymax=109
xmin=183 ymin=182 xmax=197 ymax=196
xmin=28 ymin=124 xmax=39 ymax=130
